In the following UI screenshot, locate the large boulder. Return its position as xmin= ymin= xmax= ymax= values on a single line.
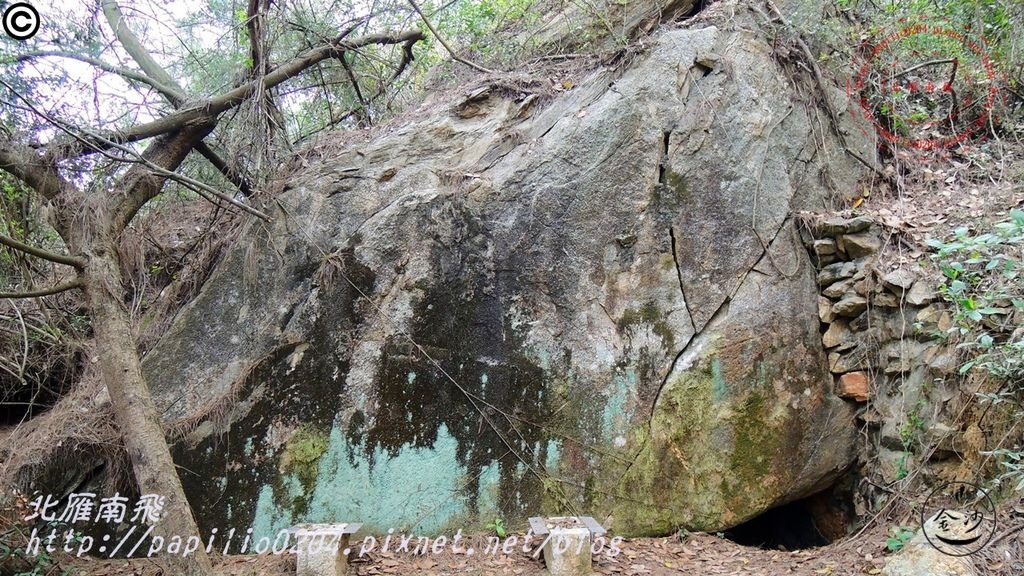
xmin=145 ymin=4 xmax=865 ymax=538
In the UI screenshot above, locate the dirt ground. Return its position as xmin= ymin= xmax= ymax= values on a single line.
xmin=34 ymin=511 xmax=1019 ymax=576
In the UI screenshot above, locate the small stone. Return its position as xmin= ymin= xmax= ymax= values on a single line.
xmin=874 ymin=292 xmax=900 ymax=308
xmin=882 ymin=269 xmax=916 ymax=293
xmin=881 ymin=518 xmax=980 ymax=576
xmin=849 ymin=311 xmax=871 ymax=332
xmin=916 ymin=305 xmax=940 ymax=324
xmin=812 ymin=215 xmax=873 ymax=237
xmin=833 ymin=295 xmax=868 ymax=317
xmin=906 ymin=280 xmax=937 ymax=306
xmin=817 ymin=253 xmax=838 ymax=267
xmin=837 ymin=371 xmax=870 ymax=402
xmin=853 ymin=276 xmax=871 ymax=296
xmin=925 ymin=422 xmax=958 ymax=454
xmin=839 ymin=232 xmax=882 ymax=258
xmin=877 ymin=447 xmax=916 ymax=485
xmin=829 ymin=351 xmax=866 ymax=373
xmin=822 ymin=320 xmax=855 ymax=349
xmin=883 ymin=342 xmax=929 ymax=374
xmin=923 ymin=345 xmax=957 ymax=374
xmin=937 ymin=311 xmax=953 ymax=333
xmin=819 ymin=261 xmax=857 ymax=287
xmin=813 ymin=239 xmax=837 ymax=256
xmin=823 ymin=279 xmax=853 ymax=299
xmin=858 ymin=408 xmax=883 ymax=425
xmin=819 ymin=296 xmax=835 ymax=323
xmin=616 ymin=233 xmax=638 ymax=247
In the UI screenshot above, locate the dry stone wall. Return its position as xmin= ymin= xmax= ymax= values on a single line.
xmin=802 ymin=214 xmax=964 ymax=489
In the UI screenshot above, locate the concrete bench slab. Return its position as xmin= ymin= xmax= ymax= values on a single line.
xmin=527 ymin=516 xmax=606 ymax=576
xmin=290 ymin=523 xmax=362 ymax=576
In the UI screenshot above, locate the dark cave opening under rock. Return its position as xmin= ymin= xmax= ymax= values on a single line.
xmin=687 ymin=0 xmax=708 ymax=18
xmin=723 ymin=488 xmax=852 ymax=551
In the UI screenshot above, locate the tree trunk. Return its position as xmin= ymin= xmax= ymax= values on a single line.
xmin=81 ymin=248 xmax=214 ymax=576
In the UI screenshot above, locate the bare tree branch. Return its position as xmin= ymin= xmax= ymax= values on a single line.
xmin=340 ymin=54 xmax=371 ymax=126
xmin=12 ymin=51 xmax=186 ymax=105
xmin=293 ymin=36 xmax=420 ymax=143
xmin=99 ymin=2 xmax=258 ymax=196
xmin=100 ymin=0 xmax=184 ymax=104
xmin=195 ymin=142 xmax=254 ymax=197
xmin=4 ymin=79 xmax=268 ymax=225
xmin=50 ymin=28 xmax=425 ymax=157
xmin=110 ymin=124 xmax=218 ymax=235
xmin=0 ymin=280 xmax=82 ymax=299
xmin=101 ymin=0 xmax=260 ymax=196
xmin=0 ymin=139 xmax=69 ymax=200
xmin=406 ymin=0 xmax=494 ymax=74
xmin=246 ymin=0 xmax=272 ymax=75
xmin=0 ymin=232 xmax=85 ymax=268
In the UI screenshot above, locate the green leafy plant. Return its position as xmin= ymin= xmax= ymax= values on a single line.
xmin=486 ymin=517 xmax=506 ymax=538
xmin=896 ymin=451 xmax=910 ymax=480
xmin=928 ymin=209 xmax=1024 ymax=492
xmin=885 ymin=526 xmax=915 ymax=552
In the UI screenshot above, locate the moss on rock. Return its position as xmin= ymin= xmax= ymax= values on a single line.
xmin=619 ymin=301 xmax=676 ymax=350
xmin=280 ymin=425 xmax=329 ymax=513
xmin=609 ymin=344 xmax=813 ymax=536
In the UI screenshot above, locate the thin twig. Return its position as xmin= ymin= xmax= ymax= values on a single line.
xmin=891 ymin=58 xmax=956 ymax=81
xmin=0 ymin=232 xmax=85 ymax=269
xmin=1 ymin=80 xmax=271 ymax=222
xmin=406 ymin=0 xmax=495 ymax=74
xmin=0 ymin=280 xmax=82 ymax=299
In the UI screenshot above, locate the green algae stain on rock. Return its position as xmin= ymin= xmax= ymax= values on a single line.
xmin=601 ymin=369 xmax=636 ymax=438
xmin=252 ymin=422 xmax=472 ymax=538
xmin=610 ymin=334 xmax=835 ymax=537
xmin=609 ymin=346 xmax=802 ymax=535
xmin=710 ymin=357 xmax=727 ymax=402
xmin=653 ymin=168 xmax=690 ymax=206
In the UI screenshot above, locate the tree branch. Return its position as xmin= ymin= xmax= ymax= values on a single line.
xmin=340 ymin=54 xmax=371 ymax=126
xmin=195 ymin=141 xmax=254 ymax=197
xmin=50 ymin=28 xmax=425 ymax=156
xmin=12 ymin=51 xmax=185 ymax=105
xmin=110 ymin=124 xmax=218 ymax=235
xmin=0 ymin=280 xmax=82 ymax=299
xmin=891 ymin=58 xmax=957 ymax=81
xmin=294 ymin=36 xmax=420 ymax=143
xmin=3 ymin=81 xmax=268 ymax=226
xmin=101 ymin=0 xmax=259 ymax=196
xmin=406 ymin=0 xmax=494 ymax=74
xmin=245 ymin=0 xmax=271 ymax=76
xmin=0 ymin=138 xmax=69 ymax=200
xmin=0 ymin=232 xmax=85 ymax=268
xmin=100 ymin=0 xmax=184 ymax=104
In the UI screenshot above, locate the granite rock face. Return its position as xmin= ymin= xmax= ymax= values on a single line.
xmin=144 ymin=9 xmax=866 ymax=537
